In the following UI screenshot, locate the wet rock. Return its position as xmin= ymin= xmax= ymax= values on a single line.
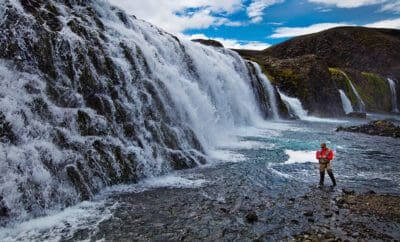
xmin=335 ymin=197 xmax=346 ymax=208
xmin=0 ymin=112 xmax=17 ymax=144
xmin=336 ymin=120 xmax=400 ymax=138
xmin=220 ymin=207 xmax=229 ymax=213
xmin=291 ymin=219 xmax=299 ymax=224
xmin=66 ymin=165 xmax=91 ymax=200
xmin=245 ymin=211 xmax=258 ymax=223
xmin=76 ymin=110 xmax=108 ymax=136
xmin=30 ymin=97 xmax=52 ymax=120
xmin=0 ymin=195 xmax=9 ymax=218
xmin=345 ymin=112 xmax=367 ymax=119
xmin=342 ymin=189 xmax=355 ymax=195
xmin=303 ymin=211 xmax=314 ymax=217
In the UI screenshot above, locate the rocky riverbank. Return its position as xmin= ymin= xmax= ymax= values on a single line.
xmin=73 ymin=182 xmax=400 ymax=241
xmin=294 ymin=189 xmax=400 ymax=241
xmin=336 ymin=120 xmax=400 ymax=138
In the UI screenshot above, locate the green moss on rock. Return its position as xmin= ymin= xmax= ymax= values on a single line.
xmin=359 ymin=72 xmax=391 ymax=112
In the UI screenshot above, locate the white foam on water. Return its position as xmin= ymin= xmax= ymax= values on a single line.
xmin=0 ymin=201 xmax=114 ymax=242
xmin=101 ymin=173 xmax=207 ymax=195
xmin=284 ymin=150 xmax=317 ymax=164
xmin=140 ymin=174 xmax=207 ymax=189
xmin=300 ymin=116 xmax=348 ymax=123
xmin=266 ymin=164 xmax=293 ymax=179
xmin=208 ymin=149 xmax=246 ymax=163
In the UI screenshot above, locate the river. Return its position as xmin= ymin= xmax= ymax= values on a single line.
xmin=1 ymin=114 xmax=399 ymax=241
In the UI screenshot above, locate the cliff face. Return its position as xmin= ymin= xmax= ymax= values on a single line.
xmin=237 ymin=27 xmax=400 ymax=116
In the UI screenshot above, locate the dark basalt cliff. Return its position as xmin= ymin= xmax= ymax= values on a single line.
xmin=236 ymin=27 xmax=400 ymax=116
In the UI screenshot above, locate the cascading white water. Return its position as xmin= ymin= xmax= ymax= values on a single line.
xmin=338 ymin=89 xmax=354 ymax=114
xmin=251 ymin=62 xmax=280 ymax=120
xmin=338 ymin=70 xmax=365 ymax=112
xmin=348 ymin=81 xmax=366 ymax=112
xmin=277 ymin=90 xmax=308 ymax=119
xmin=387 ymin=78 xmax=399 ymax=113
xmin=0 ymin=0 xmax=265 ymax=223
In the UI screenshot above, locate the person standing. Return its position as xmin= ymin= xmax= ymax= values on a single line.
xmin=316 ymin=143 xmax=336 ymax=187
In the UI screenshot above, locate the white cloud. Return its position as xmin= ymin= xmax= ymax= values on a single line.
xmin=186 ymin=34 xmax=271 ymax=50
xmin=108 ymin=0 xmax=244 ymax=33
xmin=365 ymin=18 xmax=400 ymax=29
xmin=307 ymin=0 xmax=386 ymax=8
xmin=269 ymin=22 xmax=350 ymax=38
xmin=309 ymin=0 xmax=400 ymax=13
xmin=380 ymin=1 xmax=400 ymax=13
xmin=247 ymin=0 xmax=284 ymax=23
xmin=269 ymin=18 xmax=400 ymax=39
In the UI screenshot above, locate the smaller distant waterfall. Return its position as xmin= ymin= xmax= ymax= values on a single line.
xmin=388 ymin=78 xmax=399 ymax=113
xmin=338 ymin=89 xmax=354 ymax=114
xmin=338 ymin=70 xmax=365 ymax=112
xmin=278 ymin=90 xmax=308 ymax=119
xmin=349 ymin=81 xmax=365 ymax=112
xmin=252 ymin=62 xmax=280 ymax=120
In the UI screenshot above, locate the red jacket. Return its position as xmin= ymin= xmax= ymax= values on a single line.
xmin=316 ymin=148 xmax=334 ymax=160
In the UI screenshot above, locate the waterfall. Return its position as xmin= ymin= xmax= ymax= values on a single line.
xmin=0 ymin=0 xmax=265 ymax=223
xmin=338 ymin=70 xmax=365 ymax=112
xmin=387 ymin=78 xmax=399 ymax=113
xmin=348 ymin=80 xmax=366 ymax=112
xmin=277 ymin=90 xmax=308 ymax=119
xmin=249 ymin=62 xmax=280 ymax=120
xmin=338 ymin=89 xmax=354 ymax=114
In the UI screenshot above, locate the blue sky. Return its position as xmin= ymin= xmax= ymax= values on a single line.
xmin=109 ymin=0 xmax=400 ymax=49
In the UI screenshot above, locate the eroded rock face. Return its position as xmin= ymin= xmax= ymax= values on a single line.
xmin=336 ymin=120 xmax=400 ymax=138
